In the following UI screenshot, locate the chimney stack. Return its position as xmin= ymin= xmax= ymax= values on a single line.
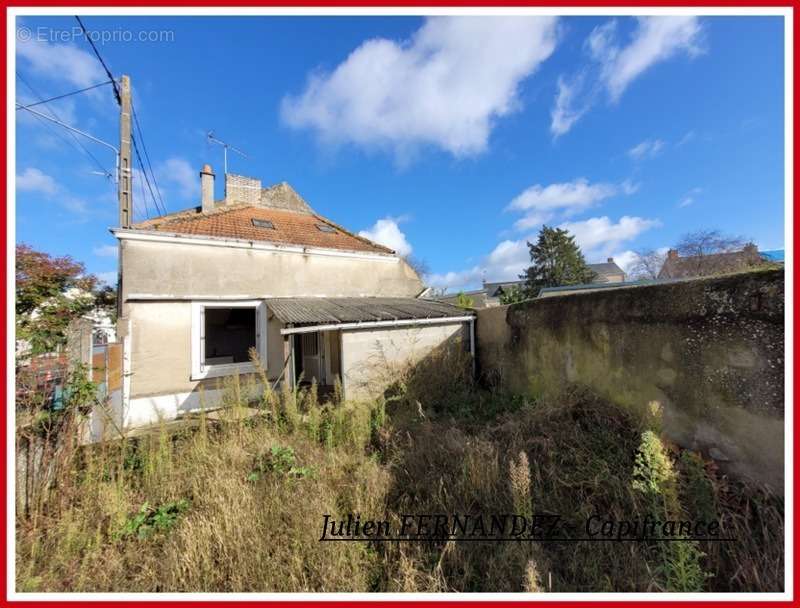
xmin=667 ymin=249 xmax=679 ymax=260
xmin=200 ymin=164 xmax=215 ymax=213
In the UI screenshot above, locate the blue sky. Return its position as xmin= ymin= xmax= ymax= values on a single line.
xmin=14 ymin=14 xmax=785 ymax=289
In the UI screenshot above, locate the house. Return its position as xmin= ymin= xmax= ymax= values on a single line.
xmin=587 ymin=258 xmax=626 ymax=283
xmin=658 ymin=244 xmax=765 ymax=279
xmin=480 ymin=258 xmax=626 ymax=306
xmin=425 ymin=288 xmax=489 ymax=309
xmin=108 ymin=166 xmax=474 ymax=430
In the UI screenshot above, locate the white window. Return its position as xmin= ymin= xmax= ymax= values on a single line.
xmin=191 ymin=300 xmax=267 ymax=380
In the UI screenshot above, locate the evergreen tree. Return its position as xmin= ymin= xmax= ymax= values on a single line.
xmin=519 ymin=226 xmax=595 ymax=296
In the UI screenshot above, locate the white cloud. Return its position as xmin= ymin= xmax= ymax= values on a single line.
xmin=550 ymin=17 xmax=703 ymax=136
xmin=676 ymin=130 xmax=696 ymax=146
xmin=427 ymin=210 xmax=661 ymax=291
xmin=157 ymin=157 xmax=199 ymax=201
xmin=61 ymin=196 xmax=90 ymax=216
xmin=15 ymin=167 xmax=93 ymax=218
xmin=601 ymin=17 xmax=703 ymax=102
xmin=426 ymin=237 xmax=531 ymax=291
xmin=16 ymin=167 xmax=57 ymax=195
xmin=359 ymin=217 xmax=413 ymax=256
xmin=507 ymin=178 xmax=635 ymax=231
xmin=628 ymin=138 xmax=664 ymax=160
xmin=512 ymin=210 xmax=555 ymax=232
xmin=93 ymin=244 xmax=117 ymax=257
xmin=620 ymin=179 xmax=640 ymax=195
xmin=677 ymin=186 xmax=702 ymax=208
xmin=426 ymin=215 xmax=660 ymax=291
xmin=550 ymin=74 xmax=589 ymax=138
xmin=609 ymin=249 xmax=639 ymax=273
xmin=282 ymin=16 xmax=558 ymax=158
xmin=559 ymin=215 xmax=660 ymax=258
xmin=16 ymin=37 xmax=106 ymax=91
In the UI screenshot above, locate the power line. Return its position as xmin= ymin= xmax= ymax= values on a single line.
xmin=131 ymin=102 xmax=166 ymax=215
xmin=134 ymin=152 xmax=151 ymax=221
xmin=74 ymin=16 xmax=121 ymax=104
xmin=16 ymin=71 xmax=113 ymax=178
xmin=15 ymin=80 xmax=112 ymax=110
xmin=73 ymin=17 xmax=168 ymax=220
xmin=132 ymin=134 xmax=162 ymax=217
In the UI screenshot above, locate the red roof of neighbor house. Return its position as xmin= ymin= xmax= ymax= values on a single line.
xmin=130 ymin=205 xmax=394 ymax=255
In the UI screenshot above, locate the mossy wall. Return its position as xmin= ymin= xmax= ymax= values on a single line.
xmin=475 ymin=269 xmax=785 ymax=489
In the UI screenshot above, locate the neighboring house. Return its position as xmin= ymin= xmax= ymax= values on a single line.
xmin=658 ymin=244 xmax=765 ymax=279
xmin=86 ymin=307 xmax=116 ymax=345
xmin=587 ymin=258 xmax=626 ymax=283
xmin=480 ymin=257 xmax=626 ymax=306
xmin=427 ymin=289 xmax=489 ymax=309
xmin=108 ymin=166 xmax=474 ymax=430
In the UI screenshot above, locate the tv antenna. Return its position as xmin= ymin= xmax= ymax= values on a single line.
xmin=206 ymin=131 xmax=248 ymax=175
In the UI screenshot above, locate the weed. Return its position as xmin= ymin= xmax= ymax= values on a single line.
xmin=117 ymin=499 xmax=190 ymax=540
xmin=631 ymin=431 xmax=711 ymax=591
xmin=509 ymin=450 xmax=532 ymax=518
xmin=247 ymin=446 xmax=316 ymax=481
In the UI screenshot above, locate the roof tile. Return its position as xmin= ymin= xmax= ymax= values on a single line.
xmin=131 ymin=205 xmax=393 ymax=255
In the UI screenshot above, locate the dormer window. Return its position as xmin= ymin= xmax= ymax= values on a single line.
xmin=316 ymin=224 xmax=336 ymax=233
xmin=252 ymin=219 xmax=275 ymax=229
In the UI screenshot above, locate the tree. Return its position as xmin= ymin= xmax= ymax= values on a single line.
xmin=16 ymin=244 xmax=98 ymax=356
xmin=455 ymin=291 xmax=474 ymax=309
xmin=93 ymin=284 xmax=117 ymax=321
xmin=628 ymin=249 xmax=667 ymax=280
xmin=519 ymin=226 xmax=596 ymax=297
xmin=673 ymin=229 xmax=751 ymax=277
xmin=499 ymin=284 xmax=527 ymax=305
xmin=675 ymin=229 xmax=747 ymax=258
xmin=403 ymin=255 xmax=430 ymax=278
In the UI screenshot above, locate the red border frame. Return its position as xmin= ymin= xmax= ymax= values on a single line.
xmin=2 ymin=3 xmax=795 ymax=606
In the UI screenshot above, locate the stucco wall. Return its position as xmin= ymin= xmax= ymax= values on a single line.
xmin=119 ymin=238 xmax=422 ymax=304
xmin=476 ymin=269 xmax=785 ymax=488
xmin=127 ymin=301 xmax=287 ymax=398
xmin=341 ymin=323 xmax=469 ymax=400
xmin=119 ymin=237 xmax=425 ymax=421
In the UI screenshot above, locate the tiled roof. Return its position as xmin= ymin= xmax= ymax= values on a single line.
xmin=130 ymin=205 xmax=394 ymax=255
xmin=658 ymin=249 xmax=764 ymax=279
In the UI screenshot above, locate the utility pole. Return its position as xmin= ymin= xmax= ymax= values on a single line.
xmin=118 ymin=75 xmax=132 ymax=229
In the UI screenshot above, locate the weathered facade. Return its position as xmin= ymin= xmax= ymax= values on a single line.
xmin=105 ymin=167 xmax=473 ymax=431
xmin=476 ymin=269 xmax=785 ymax=489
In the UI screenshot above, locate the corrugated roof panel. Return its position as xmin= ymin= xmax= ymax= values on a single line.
xmin=266 ymin=297 xmax=471 ymax=325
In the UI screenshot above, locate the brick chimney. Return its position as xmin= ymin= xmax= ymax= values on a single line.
xmin=667 ymin=249 xmax=679 ymax=260
xmin=225 ymin=173 xmax=262 ymax=205
xmin=200 ymin=164 xmax=215 ymax=213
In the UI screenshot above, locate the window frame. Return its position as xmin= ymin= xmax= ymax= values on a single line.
xmin=190 ymin=300 xmax=267 ymax=381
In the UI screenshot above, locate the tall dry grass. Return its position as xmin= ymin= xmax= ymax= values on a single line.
xmin=16 ymin=350 xmax=784 ymax=593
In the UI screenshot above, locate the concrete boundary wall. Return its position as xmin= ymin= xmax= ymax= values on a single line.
xmin=475 ymin=269 xmax=785 ymax=489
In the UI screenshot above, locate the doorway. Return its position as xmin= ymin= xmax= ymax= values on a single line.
xmin=292 ymin=331 xmax=341 ymax=388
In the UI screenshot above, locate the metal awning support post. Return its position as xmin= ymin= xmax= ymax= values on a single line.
xmin=283 ymin=329 xmax=296 ymax=391
xmin=469 ymin=317 xmax=476 ymax=378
